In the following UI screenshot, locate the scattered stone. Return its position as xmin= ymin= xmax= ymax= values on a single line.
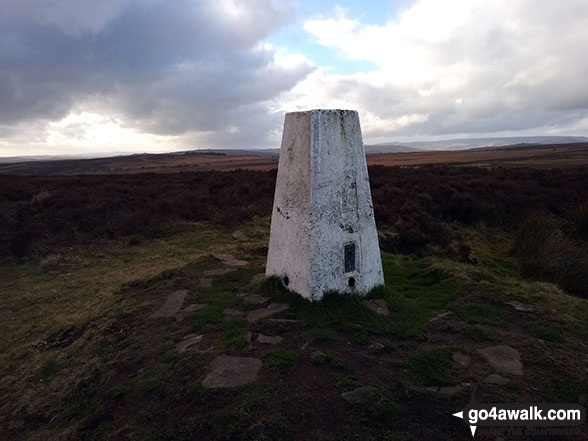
xmin=243 ymin=294 xmax=271 ymax=305
xmin=204 ymin=268 xmax=237 ymax=277
xmin=246 ymin=331 xmax=253 ymax=351
xmin=257 ymin=334 xmax=284 ymax=345
xmin=251 ymin=273 xmax=266 ymax=284
xmin=478 ymin=345 xmax=523 ymax=376
xmin=213 ymin=253 xmax=248 ymax=267
xmin=223 ymin=308 xmax=245 ymax=317
xmin=247 ymin=303 xmax=289 ymax=323
xmin=175 ymin=303 xmax=205 ymax=321
xmin=199 ymin=278 xmax=213 ymax=288
xmin=368 ymin=341 xmax=385 ymax=352
xmin=430 ymin=320 xmax=463 ymax=334
xmin=176 ymin=334 xmax=203 ymax=352
xmin=484 ymin=374 xmax=511 ymax=385
xmin=152 ymin=290 xmax=188 ymax=318
xmin=268 ymin=318 xmax=301 ymax=324
xmin=311 ymin=351 xmax=327 ymax=364
xmin=184 ymin=304 xmax=205 ymax=313
xmin=361 ymin=299 xmax=390 ymax=316
xmin=505 ymin=300 xmax=534 ymax=312
xmin=439 ymin=384 xmax=466 ymax=394
xmin=202 ymin=355 xmax=262 ymax=388
xmin=429 ymin=311 xmax=454 ymax=322
xmin=452 ymin=351 xmax=471 ymax=369
xmin=248 ymin=422 xmax=265 ymax=437
xmin=341 ymin=386 xmax=378 ymax=404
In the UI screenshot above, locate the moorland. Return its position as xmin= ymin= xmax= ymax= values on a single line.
xmin=1 ymin=145 xmax=588 ymax=440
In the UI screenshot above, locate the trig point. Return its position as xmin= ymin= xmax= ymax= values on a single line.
xmin=266 ymin=109 xmax=384 ymax=300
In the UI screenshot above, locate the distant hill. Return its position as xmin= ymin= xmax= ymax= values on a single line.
xmin=376 ymin=136 xmax=588 ymax=151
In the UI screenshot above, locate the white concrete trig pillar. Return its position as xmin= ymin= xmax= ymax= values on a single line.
xmin=266 ymin=109 xmax=384 ymax=301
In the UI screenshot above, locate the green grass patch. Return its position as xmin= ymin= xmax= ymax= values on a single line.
xmin=40 ymin=359 xmax=60 ymax=380
xmin=311 ymin=351 xmax=349 ymax=370
xmin=303 ymin=327 xmax=338 ymax=343
xmin=262 ymin=348 xmax=298 ymax=369
xmin=134 ymin=365 xmax=171 ymax=397
xmin=259 ymin=255 xmax=461 ymax=342
xmin=524 ymin=322 xmax=566 ymax=343
xmin=451 ymin=303 xmax=504 ymax=327
xmin=463 ymin=325 xmax=498 ymax=342
xmin=408 ymin=347 xmax=454 ymax=386
xmin=218 ymin=319 xmax=249 ymax=350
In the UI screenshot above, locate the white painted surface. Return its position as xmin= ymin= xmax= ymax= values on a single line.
xmin=266 ymin=109 xmax=384 ymax=300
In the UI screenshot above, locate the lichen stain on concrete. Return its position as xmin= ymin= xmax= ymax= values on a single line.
xmin=266 ymin=109 xmax=384 ymax=300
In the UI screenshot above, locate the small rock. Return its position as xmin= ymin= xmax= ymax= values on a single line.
xmin=439 ymin=384 xmax=466 ymax=394
xmin=300 ymin=341 xmax=310 ymax=350
xmin=199 ymin=278 xmax=213 ymax=288
xmin=341 ymin=386 xmax=378 ymax=404
xmin=268 ymin=318 xmax=301 ymax=324
xmin=368 ymin=342 xmax=385 ymax=351
xmin=247 ymin=303 xmax=289 ymax=323
xmin=224 ymin=308 xmax=245 ymax=317
xmin=484 ymin=374 xmax=511 ymax=385
xmin=202 ymin=355 xmax=262 ymax=388
xmin=257 ymin=334 xmax=284 ymax=345
xmin=184 ymin=304 xmax=205 ymax=312
xmin=452 ymin=351 xmax=471 ymax=369
xmin=250 ymin=273 xmax=266 ymax=284
xmin=478 ymin=345 xmax=523 ymax=376
xmin=311 ymin=351 xmax=327 ymax=364
xmin=175 ymin=303 xmax=205 ymax=321
xmin=204 ymin=268 xmax=237 ymax=277
xmin=429 ymin=311 xmax=454 ymax=322
xmin=505 ymin=300 xmax=534 ymax=312
xmin=152 ymin=290 xmax=188 ymax=318
xmin=361 ymin=299 xmax=390 ymax=316
xmin=246 ymin=331 xmax=253 ymax=351
xmin=248 ymin=422 xmax=265 ymax=437
xmin=176 ymin=334 xmax=203 ymax=352
xmin=243 ymin=294 xmax=271 ymax=305
xmin=213 ymin=253 xmax=248 ymax=267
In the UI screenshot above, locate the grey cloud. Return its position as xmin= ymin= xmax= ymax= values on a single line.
xmin=0 ymin=0 xmax=312 ymax=150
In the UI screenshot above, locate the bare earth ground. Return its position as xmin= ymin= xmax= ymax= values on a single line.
xmin=1 ymin=218 xmax=588 ymax=440
xmin=1 ymin=143 xmax=588 ymax=175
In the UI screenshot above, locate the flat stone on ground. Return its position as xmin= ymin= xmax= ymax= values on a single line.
xmin=439 ymin=384 xmax=466 ymax=394
xmin=204 ymin=268 xmax=237 ymax=277
xmin=175 ymin=303 xmax=205 ymax=321
xmin=484 ymin=374 xmax=511 ymax=385
xmin=478 ymin=345 xmax=523 ymax=375
xmin=341 ymin=386 xmax=378 ymax=404
xmin=152 ymin=290 xmax=188 ymax=318
xmin=199 ymin=278 xmax=213 ymax=288
xmin=429 ymin=311 xmax=455 ymax=322
xmin=202 ymin=355 xmax=262 ymax=388
xmin=250 ymin=273 xmax=266 ymax=284
xmin=452 ymin=351 xmax=471 ymax=369
xmin=243 ymin=294 xmax=271 ymax=305
xmin=223 ymin=308 xmax=245 ymax=317
xmin=213 ymin=253 xmax=248 ymax=267
xmin=176 ymin=334 xmax=204 ymax=352
xmin=505 ymin=300 xmax=534 ymax=312
xmin=247 ymin=303 xmax=290 ymax=323
xmin=361 ymin=299 xmax=390 ymax=316
xmin=257 ymin=334 xmax=284 ymax=345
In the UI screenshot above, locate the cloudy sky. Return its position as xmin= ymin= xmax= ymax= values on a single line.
xmin=2 ymin=0 xmax=588 ymax=157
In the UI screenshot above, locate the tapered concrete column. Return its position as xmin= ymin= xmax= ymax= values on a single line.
xmin=266 ymin=109 xmax=384 ymax=300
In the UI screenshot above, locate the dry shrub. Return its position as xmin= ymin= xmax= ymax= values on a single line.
xmin=511 ymin=212 xmax=588 ymax=298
